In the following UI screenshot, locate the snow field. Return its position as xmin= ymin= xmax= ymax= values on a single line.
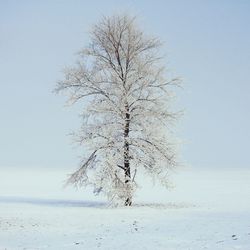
xmin=0 ymin=167 xmax=249 ymax=249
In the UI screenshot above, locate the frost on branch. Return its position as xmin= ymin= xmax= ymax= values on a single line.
xmin=56 ymin=14 xmax=181 ymax=206
xmin=65 ymin=150 xmax=97 ymax=188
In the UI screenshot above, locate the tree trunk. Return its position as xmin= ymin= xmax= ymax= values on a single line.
xmin=124 ymin=102 xmax=132 ymax=206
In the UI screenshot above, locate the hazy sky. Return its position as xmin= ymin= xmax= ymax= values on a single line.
xmin=1 ymin=0 xmax=250 ymax=169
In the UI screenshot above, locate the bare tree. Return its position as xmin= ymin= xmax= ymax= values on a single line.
xmin=55 ymin=14 xmax=181 ymax=206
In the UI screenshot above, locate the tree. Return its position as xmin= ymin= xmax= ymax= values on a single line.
xmin=55 ymin=14 xmax=181 ymax=206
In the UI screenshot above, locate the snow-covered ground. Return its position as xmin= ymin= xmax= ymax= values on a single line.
xmin=0 ymin=167 xmax=249 ymax=249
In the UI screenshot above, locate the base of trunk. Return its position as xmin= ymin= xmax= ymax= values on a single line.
xmin=125 ymin=197 xmax=132 ymax=206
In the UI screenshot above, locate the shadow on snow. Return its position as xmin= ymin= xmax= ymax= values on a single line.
xmin=0 ymin=196 xmax=106 ymax=208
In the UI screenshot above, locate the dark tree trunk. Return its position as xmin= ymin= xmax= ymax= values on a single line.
xmin=124 ymin=102 xmax=132 ymax=206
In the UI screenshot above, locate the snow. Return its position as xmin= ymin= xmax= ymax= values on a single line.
xmin=0 ymin=167 xmax=249 ymax=249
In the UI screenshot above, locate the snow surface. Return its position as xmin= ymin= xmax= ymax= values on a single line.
xmin=0 ymin=167 xmax=249 ymax=249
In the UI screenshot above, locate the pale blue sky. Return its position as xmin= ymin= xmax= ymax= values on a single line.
xmin=0 ymin=0 xmax=250 ymax=169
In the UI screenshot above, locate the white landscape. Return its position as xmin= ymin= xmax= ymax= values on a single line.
xmin=1 ymin=2 xmax=250 ymax=250
xmin=0 ymin=167 xmax=249 ymax=250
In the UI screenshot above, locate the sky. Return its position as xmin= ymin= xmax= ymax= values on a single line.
xmin=0 ymin=0 xmax=250 ymax=170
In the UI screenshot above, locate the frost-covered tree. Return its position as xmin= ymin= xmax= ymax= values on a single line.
xmin=55 ymin=14 xmax=181 ymax=206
